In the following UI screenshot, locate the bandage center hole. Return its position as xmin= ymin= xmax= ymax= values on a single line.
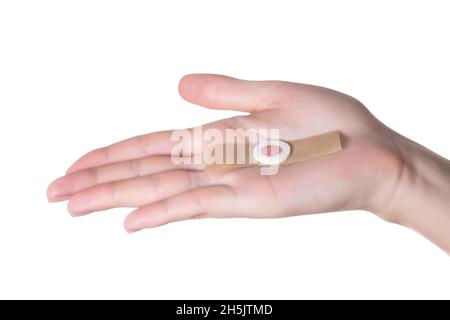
xmin=262 ymin=145 xmax=282 ymax=157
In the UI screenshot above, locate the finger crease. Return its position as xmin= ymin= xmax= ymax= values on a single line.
xmin=104 ymin=146 xmax=111 ymax=164
xmin=138 ymin=134 xmax=151 ymax=156
xmin=130 ymin=159 xmax=143 ymax=176
xmin=109 ymin=182 xmax=118 ymax=206
xmin=187 ymin=171 xmax=199 ymax=189
xmin=148 ymin=174 xmax=161 ymax=198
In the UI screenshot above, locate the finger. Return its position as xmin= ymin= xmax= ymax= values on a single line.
xmin=47 ymin=155 xmax=203 ymax=202
xmin=65 ymin=114 xmax=254 ymax=176
xmin=178 ymin=74 xmax=288 ymax=112
xmin=67 ymin=170 xmax=217 ymax=216
xmin=124 ymin=185 xmax=238 ymax=232
xmin=66 ymin=130 xmax=182 ymax=174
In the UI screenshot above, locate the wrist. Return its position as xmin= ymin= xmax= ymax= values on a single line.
xmin=377 ymin=134 xmax=450 ymax=252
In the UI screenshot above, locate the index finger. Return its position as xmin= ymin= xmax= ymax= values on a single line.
xmin=66 ymin=130 xmax=180 ymax=174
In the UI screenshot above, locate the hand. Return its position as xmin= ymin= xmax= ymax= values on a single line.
xmin=47 ymin=74 xmax=450 ymax=252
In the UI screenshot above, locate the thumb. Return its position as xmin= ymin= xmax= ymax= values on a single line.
xmin=178 ymin=74 xmax=284 ymax=113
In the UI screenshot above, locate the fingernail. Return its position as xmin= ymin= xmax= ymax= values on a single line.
xmin=67 ymin=196 xmax=92 ymax=216
xmin=47 ymin=187 xmax=69 ymax=202
xmin=124 ymin=221 xmax=142 ymax=233
xmin=48 ymin=194 xmax=70 ymax=203
xmin=47 ymin=178 xmax=70 ymax=202
xmin=124 ymin=213 xmax=144 ymax=233
xmin=70 ymin=210 xmax=93 ymax=217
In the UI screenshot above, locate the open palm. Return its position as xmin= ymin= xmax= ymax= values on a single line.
xmin=48 ymin=74 xmax=404 ymax=232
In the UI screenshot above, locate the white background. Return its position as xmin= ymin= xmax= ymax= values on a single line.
xmin=0 ymin=1 xmax=449 ymax=299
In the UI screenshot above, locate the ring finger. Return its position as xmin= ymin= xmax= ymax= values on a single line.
xmin=66 ymin=169 xmax=221 ymax=216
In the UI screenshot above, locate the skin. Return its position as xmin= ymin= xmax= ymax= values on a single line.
xmin=47 ymin=74 xmax=450 ymax=253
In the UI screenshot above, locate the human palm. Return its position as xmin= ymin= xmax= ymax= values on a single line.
xmin=48 ymin=74 xmax=404 ymax=231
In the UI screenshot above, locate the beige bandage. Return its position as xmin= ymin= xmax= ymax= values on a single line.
xmin=205 ymin=131 xmax=342 ymax=171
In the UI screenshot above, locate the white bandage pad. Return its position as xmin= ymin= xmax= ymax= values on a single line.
xmin=252 ymin=140 xmax=291 ymax=165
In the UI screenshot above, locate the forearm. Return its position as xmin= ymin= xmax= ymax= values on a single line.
xmin=382 ymin=135 xmax=450 ymax=253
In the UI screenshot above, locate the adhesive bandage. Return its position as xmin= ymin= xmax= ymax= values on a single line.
xmin=205 ymin=131 xmax=342 ymax=171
